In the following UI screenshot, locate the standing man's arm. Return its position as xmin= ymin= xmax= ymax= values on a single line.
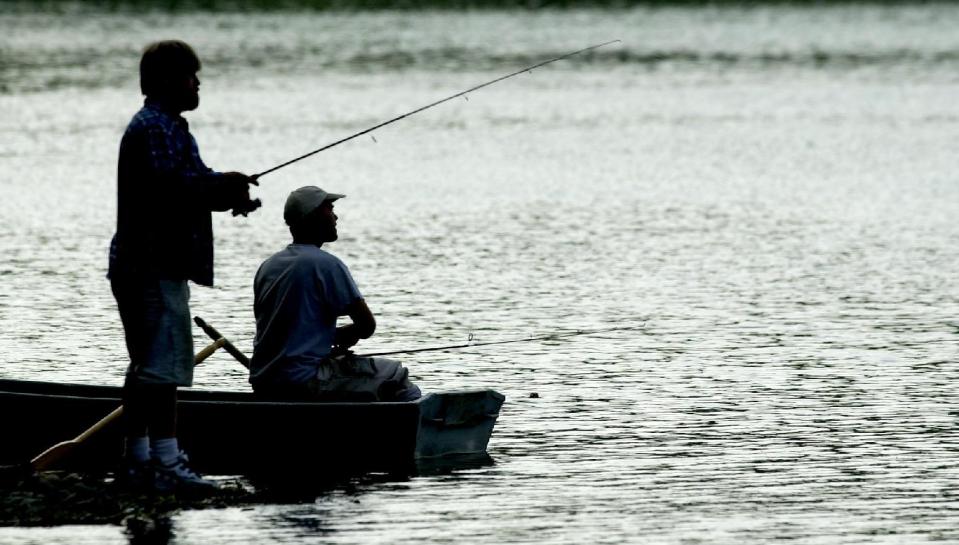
xmin=142 ymin=124 xmax=254 ymax=212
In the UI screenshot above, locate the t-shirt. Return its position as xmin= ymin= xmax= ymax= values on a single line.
xmin=250 ymin=243 xmax=362 ymax=386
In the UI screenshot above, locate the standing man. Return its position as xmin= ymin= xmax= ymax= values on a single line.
xmin=109 ymin=40 xmax=259 ymax=492
xmin=250 ymin=186 xmax=421 ymax=402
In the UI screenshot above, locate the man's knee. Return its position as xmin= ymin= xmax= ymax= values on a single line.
xmin=122 ymin=383 xmax=178 ymax=437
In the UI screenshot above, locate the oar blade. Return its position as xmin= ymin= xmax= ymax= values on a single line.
xmin=30 ymin=440 xmax=78 ymax=471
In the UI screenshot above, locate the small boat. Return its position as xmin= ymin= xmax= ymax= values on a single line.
xmin=0 ymin=378 xmax=504 ymax=476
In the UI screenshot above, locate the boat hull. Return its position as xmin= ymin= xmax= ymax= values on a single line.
xmin=0 ymin=379 xmax=504 ymax=475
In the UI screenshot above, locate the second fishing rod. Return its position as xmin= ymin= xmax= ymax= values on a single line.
xmin=194 ymin=316 xmax=645 ymax=367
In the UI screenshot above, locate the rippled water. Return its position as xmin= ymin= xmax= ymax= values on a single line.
xmin=2 ymin=3 xmax=959 ymax=544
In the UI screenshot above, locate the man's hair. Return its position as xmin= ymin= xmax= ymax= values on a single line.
xmin=139 ymin=40 xmax=201 ymax=97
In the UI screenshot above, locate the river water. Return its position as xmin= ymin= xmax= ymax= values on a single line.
xmin=2 ymin=2 xmax=959 ymax=543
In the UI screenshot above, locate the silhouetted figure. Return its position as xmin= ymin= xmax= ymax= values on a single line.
xmin=108 ymin=40 xmax=259 ymax=492
xmin=250 ymin=186 xmax=421 ymax=402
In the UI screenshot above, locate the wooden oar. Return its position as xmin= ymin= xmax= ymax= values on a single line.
xmin=193 ymin=316 xmax=250 ymax=369
xmin=29 ymin=338 xmax=226 ymax=471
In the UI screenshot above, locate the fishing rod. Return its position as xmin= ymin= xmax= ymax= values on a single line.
xmin=194 ymin=316 xmax=643 ymax=364
xmin=355 ymin=323 xmax=645 ymax=358
xmin=253 ymin=39 xmax=621 ymax=179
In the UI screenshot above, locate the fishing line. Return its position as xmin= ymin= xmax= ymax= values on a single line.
xmin=355 ymin=322 xmax=645 ymax=358
xmin=254 ymin=39 xmax=621 ymax=179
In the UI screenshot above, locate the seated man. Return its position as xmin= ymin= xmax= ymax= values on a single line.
xmin=250 ymin=186 xmax=421 ymax=402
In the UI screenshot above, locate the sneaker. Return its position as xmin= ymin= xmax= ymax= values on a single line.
xmin=114 ymin=458 xmax=154 ymax=492
xmin=152 ymin=451 xmax=217 ymax=494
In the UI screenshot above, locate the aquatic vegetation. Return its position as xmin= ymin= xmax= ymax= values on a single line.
xmin=0 ymin=468 xmax=255 ymax=527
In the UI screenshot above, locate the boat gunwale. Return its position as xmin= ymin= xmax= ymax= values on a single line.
xmin=0 ymin=379 xmax=500 ymax=408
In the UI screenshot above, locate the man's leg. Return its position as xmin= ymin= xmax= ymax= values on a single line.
xmin=369 ymin=358 xmax=421 ymax=401
xmin=145 ymin=280 xmax=215 ymax=491
xmin=114 ymin=277 xmax=214 ymax=491
xmin=121 ymin=381 xmax=178 ymax=460
xmin=123 ymin=383 xmax=177 ymax=436
xmin=115 ymin=278 xmax=154 ymax=467
xmin=120 ymin=382 xmax=150 ymax=469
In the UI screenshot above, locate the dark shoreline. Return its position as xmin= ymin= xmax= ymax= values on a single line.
xmin=0 ymin=463 xmax=455 ymax=528
xmin=0 ymin=468 xmax=258 ymax=527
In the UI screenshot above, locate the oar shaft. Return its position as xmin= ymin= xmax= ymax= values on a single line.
xmin=194 ymin=316 xmax=251 ymax=369
xmin=30 ymin=337 xmax=226 ymax=471
xmin=72 ymin=406 xmax=124 ymax=444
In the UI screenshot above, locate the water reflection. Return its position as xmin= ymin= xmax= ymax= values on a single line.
xmin=248 ymin=452 xmax=493 ymax=499
xmin=125 ymin=515 xmax=173 ymax=545
xmin=116 ymin=457 xmax=493 ymax=545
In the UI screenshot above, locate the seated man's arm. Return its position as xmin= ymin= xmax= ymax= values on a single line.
xmin=334 ymin=299 xmax=376 ymax=351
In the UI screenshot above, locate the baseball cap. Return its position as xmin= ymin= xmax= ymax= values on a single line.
xmin=283 ymin=186 xmax=345 ymax=226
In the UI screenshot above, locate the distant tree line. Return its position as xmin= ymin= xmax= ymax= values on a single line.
xmin=0 ymin=0 xmax=933 ymax=11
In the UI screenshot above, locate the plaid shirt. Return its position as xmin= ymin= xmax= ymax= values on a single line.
xmin=109 ymin=100 xmax=226 ymax=286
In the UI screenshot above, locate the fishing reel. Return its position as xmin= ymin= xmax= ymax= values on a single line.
xmin=231 ymin=198 xmax=262 ymax=217
xmin=330 ymin=345 xmax=355 ymax=359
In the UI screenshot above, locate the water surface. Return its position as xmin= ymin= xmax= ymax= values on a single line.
xmin=1 ymin=3 xmax=958 ymax=543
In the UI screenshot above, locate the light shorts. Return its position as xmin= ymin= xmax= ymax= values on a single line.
xmin=252 ymin=356 xmax=422 ymax=402
xmin=112 ymin=277 xmax=195 ymax=386
xmin=311 ymin=356 xmax=422 ymax=401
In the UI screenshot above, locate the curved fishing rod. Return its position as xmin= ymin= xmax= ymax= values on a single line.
xmin=356 ymin=323 xmax=645 ymax=358
xmin=253 ymin=39 xmax=621 ymax=179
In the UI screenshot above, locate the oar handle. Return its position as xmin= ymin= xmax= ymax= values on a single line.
xmin=196 ymin=337 xmax=226 ymax=363
xmin=194 ymin=316 xmax=251 ymax=369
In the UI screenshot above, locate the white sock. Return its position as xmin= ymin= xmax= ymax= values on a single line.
xmin=124 ymin=436 xmax=150 ymax=463
xmin=151 ymin=437 xmax=180 ymax=466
